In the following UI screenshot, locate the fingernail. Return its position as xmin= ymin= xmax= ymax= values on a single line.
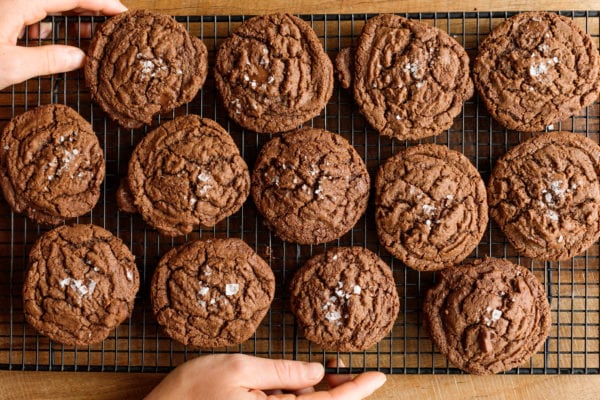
xmin=115 ymin=2 xmax=128 ymax=12
xmin=375 ymin=373 xmax=387 ymax=385
xmin=40 ymin=23 xmax=53 ymax=39
xmin=305 ymin=362 xmax=324 ymax=380
xmin=65 ymin=47 xmax=85 ymax=69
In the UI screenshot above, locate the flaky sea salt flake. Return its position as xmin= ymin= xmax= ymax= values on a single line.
xmin=325 ymin=311 xmax=341 ymax=321
xmin=226 ymin=283 xmax=239 ymax=296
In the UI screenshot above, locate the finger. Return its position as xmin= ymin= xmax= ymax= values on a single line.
xmin=28 ymin=0 xmax=127 ymax=20
xmin=232 ymin=355 xmax=324 ymax=391
xmin=0 ymin=0 xmax=127 ymax=42
xmin=27 ymin=22 xmax=53 ymax=39
xmin=325 ymin=358 xmax=352 ymax=388
xmin=0 ymin=44 xmax=84 ymax=88
xmin=294 ymin=387 xmax=316 ymax=395
xmin=313 ymin=372 xmax=387 ymax=400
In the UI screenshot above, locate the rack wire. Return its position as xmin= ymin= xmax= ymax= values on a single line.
xmin=0 ymin=11 xmax=598 ymax=374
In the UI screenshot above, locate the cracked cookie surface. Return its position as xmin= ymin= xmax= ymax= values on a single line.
xmin=423 ymin=257 xmax=551 ymax=375
xmin=215 ymin=13 xmax=333 ymax=133
xmin=23 ymin=224 xmax=139 ymax=346
xmin=0 ymin=104 xmax=105 ymax=225
xmin=251 ymin=128 xmax=369 ymax=244
xmin=354 ymin=14 xmax=473 ymax=141
xmin=290 ymin=247 xmax=399 ymax=351
xmin=127 ymin=115 xmax=250 ymax=237
xmin=375 ymin=144 xmax=488 ymax=271
xmin=473 ymin=12 xmax=600 ymax=131
xmin=85 ymin=10 xmax=208 ymax=129
xmin=151 ymin=238 xmax=275 ymax=348
xmin=488 ymin=132 xmax=600 ymax=260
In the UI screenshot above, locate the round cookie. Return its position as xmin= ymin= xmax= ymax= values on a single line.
xmin=488 ymin=132 xmax=600 ymax=260
xmin=0 ymin=104 xmax=105 ymax=225
xmin=473 ymin=12 xmax=600 ymax=132
xmin=151 ymin=238 xmax=275 ymax=348
xmin=251 ymin=128 xmax=369 ymax=244
xmin=215 ymin=13 xmax=334 ymax=133
xmin=353 ymin=14 xmax=473 ymax=141
xmin=23 ymin=224 xmax=139 ymax=346
xmin=289 ymin=247 xmax=399 ymax=351
xmin=375 ymin=144 xmax=488 ymax=271
xmin=423 ymin=257 xmax=551 ymax=375
xmin=127 ymin=115 xmax=250 ymax=237
xmin=85 ymin=10 xmax=208 ymax=129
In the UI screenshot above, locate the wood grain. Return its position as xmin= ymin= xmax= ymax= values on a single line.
xmin=3 ymin=1 xmax=600 ymax=399
xmin=1 ymin=371 xmax=600 ymax=400
xmin=122 ymin=0 xmax=600 ymax=15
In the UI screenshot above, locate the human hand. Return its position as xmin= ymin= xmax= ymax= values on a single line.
xmin=145 ymin=354 xmax=387 ymax=400
xmin=0 ymin=0 xmax=128 ymax=90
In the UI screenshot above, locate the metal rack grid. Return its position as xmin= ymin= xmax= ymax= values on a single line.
xmin=0 ymin=11 xmax=599 ymax=374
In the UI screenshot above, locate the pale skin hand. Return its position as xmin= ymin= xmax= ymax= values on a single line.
xmin=145 ymin=354 xmax=387 ymax=400
xmin=0 ymin=0 xmax=128 ymax=90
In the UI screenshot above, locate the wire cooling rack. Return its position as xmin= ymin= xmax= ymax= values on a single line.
xmin=0 ymin=11 xmax=599 ymax=374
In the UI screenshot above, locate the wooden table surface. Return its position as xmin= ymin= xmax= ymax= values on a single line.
xmin=2 ymin=0 xmax=600 ymax=399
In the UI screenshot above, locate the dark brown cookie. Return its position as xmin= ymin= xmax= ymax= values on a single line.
xmin=423 ymin=257 xmax=551 ymax=375
xmin=23 ymin=224 xmax=139 ymax=346
xmin=85 ymin=10 xmax=208 ymax=129
xmin=375 ymin=144 xmax=488 ymax=271
xmin=215 ymin=13 xmax=334 ymax=133
xmin=151 ymin=238 xmax=275 ymax=348
xmin=488 ymin=132 xmax=600 ymax=260
xmin=335 ymin=47 xmax=354 ymax=89
xmin=251 ymin=128 xmax=369 ymax=244
xmin=353 ymin=14 xmax=473 ymax=141
xmin=0 ymin=104 xmax=105 ymax=225
xmin=473 ymin=12 xmax=600 ymax=132
xmin=127 ymin=115 xmax=250 ymax=237
xmin=290 ymin=247 xmax=399 ymax=351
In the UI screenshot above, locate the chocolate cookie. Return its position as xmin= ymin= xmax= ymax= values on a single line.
xmin=215 ymin=13 xmax=334 ymax=133
xmin=251 ymin=128 xmax=369 ymax=244
xmin=127 ymin=115 xmax=250 ymax=237
xmin=23 ymin=224 xmax=139 ymax=346
xmin=353 ymin=14 xmax=473 ymax=141
xmin=423 ymin=257 xmax=552 ymax=375
xmin=375 ymin=144 xmax=488 ymax=271
xmin=488 ymin=132 xmax=600 ymax=260
xmin=0 ymin=104 xmax=105 ymax=225
xmin=151 ymin=238 xmax=275 ymax=348
xmin=85 ymin=10 xmax=208 ymax=129
xmin=473 ymin=12 xmax=600 ymax=131
xmin=289 ymin=247 xmax=399 ymax=351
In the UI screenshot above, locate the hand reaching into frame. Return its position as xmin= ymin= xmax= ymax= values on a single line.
xmin=0 ymin=0 xmax=127 ymax=90
xmin=145 ymin=354 xmax=387 ymax=400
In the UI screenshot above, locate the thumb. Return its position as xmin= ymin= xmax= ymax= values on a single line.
xmin=0 ymin=44 xmax=84 ymax=88
xmin=233 ymin=356 xmax=324 ymax=391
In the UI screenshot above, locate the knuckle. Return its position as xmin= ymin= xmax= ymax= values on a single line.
xmin=273 ymin=360 xmax=295 ymax=383
xmin=226 ymin=353 xmax=250 ymax=376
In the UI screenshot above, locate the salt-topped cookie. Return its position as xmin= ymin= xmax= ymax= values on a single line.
xmin=473 ymin=12 xmax=600 ymax=131
xmin=290 ymin=247 xmax=399 ymax=351
xmin=151 ymin=238 xmax=275 ymax=348
xmin=23 ymin=224 xmax=139 ymax=346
